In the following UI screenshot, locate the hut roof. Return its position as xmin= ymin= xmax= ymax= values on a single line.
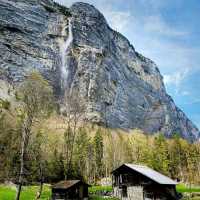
xmin=52 ymin=180 xmax=87 ymax=189
xmin=112 ymin=164 xmax=177 ymax=185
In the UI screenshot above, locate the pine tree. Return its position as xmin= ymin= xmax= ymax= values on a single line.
xmin=74 ymin=127 xmax=90 ymax=180
xmin=93 ymin=128 xmax=104 ymax=182
xmin=152 ymin=133 xmax=169 ymax=175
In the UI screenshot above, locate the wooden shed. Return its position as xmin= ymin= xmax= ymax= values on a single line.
xmin=112 ymin=164 xmax=181 ymax=200
xmin=51 ymin=180 xmax=89 ymax=200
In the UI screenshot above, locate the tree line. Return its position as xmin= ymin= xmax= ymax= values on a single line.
xmin=0 ymin=72 xmax=199 ymax=199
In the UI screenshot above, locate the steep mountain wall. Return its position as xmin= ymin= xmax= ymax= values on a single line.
xmin=0 ymin=0 xmax=199 ymax=141
xmin=0 ymin=0 xmax=70 ymax=95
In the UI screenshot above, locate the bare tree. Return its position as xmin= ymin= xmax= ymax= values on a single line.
xmin=29 ymin=130 xmax=46 ymax=200
xmin=61 ymin=89 xmax=86 ymax=179
xmin=15 ymin=72 xmax=53 ymax=200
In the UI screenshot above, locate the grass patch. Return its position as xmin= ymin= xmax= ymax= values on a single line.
xmin=177 ymin=184 xmax=200 ymax=193
xmin=89 ymin=186 xmax=119 ymax=200
xmin=89 ymin=195 xmax=119 ymax=200
xmin=0 ymin=185 xmax=115 ymax=200
xmin=1 ymin=184 xmax=200 ymax=200
xmin=0 ymin=185 xmax=51 ymax=200
xmin=189 ymin=198 xmax=200 ymax=200
xmin=89 ymin=185 xmax=112 ymax=194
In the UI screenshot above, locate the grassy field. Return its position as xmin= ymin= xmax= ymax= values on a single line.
xmin=0 ymin=185 xmax=115 ymax=200
xmin=89 ymin=185 xmax=112 ymax=193
xmin=177 ymin=184 xmax=200 ymax=193
xmin=89 ymin=195 xmax=119 ymax=200
xmin=0 ymin=185 xmax=51 ymax=200
xmin=0 ymin=184 xmax=200 ymax=200
xmin=89 ymin=186 xmax=117 ymax=200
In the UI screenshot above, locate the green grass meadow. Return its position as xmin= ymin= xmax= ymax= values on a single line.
xmin=0 ymin=185 xmax=51 ymax=200
xmin=176 ymin=184 xmax=200 ymax=193
xmin=0 ymin=184 xmax=200 ymax=200
xmin=89 ymin=185 xmax=112 ymax=193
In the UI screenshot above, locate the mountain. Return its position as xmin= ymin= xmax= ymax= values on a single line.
xmin=0 ymin=0 xmax=199 ymax=141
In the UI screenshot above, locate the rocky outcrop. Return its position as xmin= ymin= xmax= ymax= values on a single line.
xmin=0 ymin=0 xmax=199 ymax=141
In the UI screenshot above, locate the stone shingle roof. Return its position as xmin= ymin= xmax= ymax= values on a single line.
xmin=113 ymin=164 xmax=177 ymax=185
xmin=52 ymin=180 xmax=82 ymax=189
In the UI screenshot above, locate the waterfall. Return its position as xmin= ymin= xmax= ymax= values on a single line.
xmin=60 ymin=18 xmax=73 ymax=89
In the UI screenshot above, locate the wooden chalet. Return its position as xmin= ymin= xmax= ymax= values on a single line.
xmin=51 ymin=180 xmax=89 ymax=200
xmin=112 ymin=164 xmax=181 ymax=200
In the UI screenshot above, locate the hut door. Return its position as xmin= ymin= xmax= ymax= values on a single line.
xmin=144 ymin=192 xmax=154 ymax=200
xmin=122 ymin=185 xmax=127 ymax=197
xmin=79 ymin=186 xmax=84 ymax=199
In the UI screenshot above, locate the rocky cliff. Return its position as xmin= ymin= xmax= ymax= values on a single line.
xmin=0 ymin=0 xmax=199 ymax=141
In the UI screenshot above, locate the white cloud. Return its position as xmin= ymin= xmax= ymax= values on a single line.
xmin=55 ymin=0 xmax=76 ymax=6
xmin=163 ymin=68 xmax=190 ymax=93
xmin=190 ymin=114 xmax=200 ymax=129
xmin=182 ymin=91 xmax=190 ymax=96
xmin=139 ymin=0 xmax=168 ymax=10
xmin=163 ymin=68 xmax=189 ymax=85
xmin=144 ymin=15 xmax=188 ymax=37
xmin=103 ymin=11 xmax=132 ymax=33
xmin=55 ymin=0 xmax=132 ymax=33
xmin=183 ymin=98 xmax=200 ymax=105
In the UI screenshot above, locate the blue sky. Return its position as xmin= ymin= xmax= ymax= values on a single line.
xmin=56 ymin=0 xmax=200 ymax=129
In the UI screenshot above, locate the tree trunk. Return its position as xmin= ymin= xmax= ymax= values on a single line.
xmin=15 ymin=183 xmax=22 ymax=200
xmin=15 ymin=117 xmax=32 ymax=200
xmin=36 ymin=163 xmax=44 ymax=199
xmin=36 ymin=182 xmax=43 ymax=200
xmin=15 ymin=129 xmax=25 ymax=200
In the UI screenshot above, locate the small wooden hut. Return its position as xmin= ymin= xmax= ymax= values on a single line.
xmin=112 ymin=164 xmax=180 ymax=200
xmin=52 ymin=180 xmax=89 ymax=200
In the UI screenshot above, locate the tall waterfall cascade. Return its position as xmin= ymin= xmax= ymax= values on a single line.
xmin=60 ymin=18 xmax=73 ymax=89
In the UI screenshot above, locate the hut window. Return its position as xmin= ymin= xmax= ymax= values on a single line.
xmin=122 ymin=186 xmax=127 ymax=197
xmin=144 ymin=192 xmax=154 ymax=199
xmin=120 ymin=174 xmax=122 ymax=183
xmin=123 ymin=174 xmax=129 ymax=183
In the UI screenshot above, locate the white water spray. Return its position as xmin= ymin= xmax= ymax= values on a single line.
xmin=60 ymin=18 xmax=73 ymax=88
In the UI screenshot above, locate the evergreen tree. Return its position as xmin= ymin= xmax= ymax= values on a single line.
xmin=152 ymin=133 xmax=169 ymax=175
xmin=74 ymin=127 xmax=90 ymax=180
xmin=93 ymin=128 xmax=104 ymax=181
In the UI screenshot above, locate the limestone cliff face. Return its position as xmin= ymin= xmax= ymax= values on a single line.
xmin=0 ymin=1 xmax=199 ymax=141
xmin=0 ymin=0 xmax=71 ymax=95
